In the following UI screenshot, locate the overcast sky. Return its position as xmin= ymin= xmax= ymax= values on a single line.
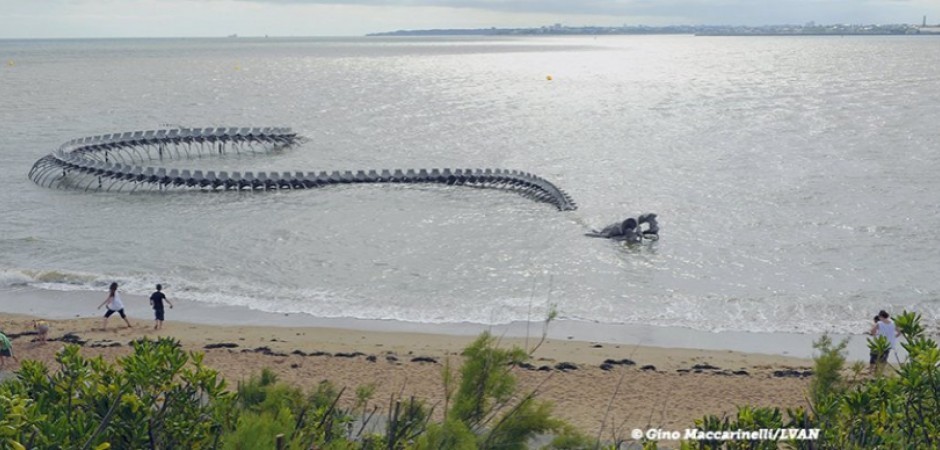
xmin=1 ymin=0 xmax=937 ymax=38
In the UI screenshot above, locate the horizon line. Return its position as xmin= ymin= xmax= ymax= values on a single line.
xmin=2 ymin=21 xmax=937 ymax=41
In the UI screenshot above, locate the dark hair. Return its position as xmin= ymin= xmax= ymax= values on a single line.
xmin=156 ymin=284 xmax=162 ymax=291
xmin=878 ymin=310 xmax=889 ymax=319
xmin=874 ymin=315 xmax=880 ymax=323
xmin=109 ymin=282 xmax=118 ymax=292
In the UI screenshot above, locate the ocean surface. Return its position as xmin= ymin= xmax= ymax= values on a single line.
xmin=2 ymin=35 xmax=939 ymax=335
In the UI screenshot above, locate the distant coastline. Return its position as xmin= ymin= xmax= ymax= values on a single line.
xmin=368 ymin=23 xmax=939 ymax=37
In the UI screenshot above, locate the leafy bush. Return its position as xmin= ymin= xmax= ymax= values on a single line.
xmin=1 ymin=337 xmax=234 ymax=449
xmin=416 ymin=331 xmax=562 ymax=449
xmin=235 ymin=367 xmax=279 ymax=409
xmin=223 ymin=408 xmax=294 ymax=450
xmin=809 ymin=334 xmax=849 ymax=405
xmin=0 ymin=332 xmax=579 ymax=450
xmin=680 ymin=310 xmax=940 ymax=450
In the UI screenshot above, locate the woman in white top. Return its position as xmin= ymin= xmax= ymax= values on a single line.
xmin=869 ymin=310 xmax=899 ymax=366
xmin=98 ymin=282 xmax=132 ymax=329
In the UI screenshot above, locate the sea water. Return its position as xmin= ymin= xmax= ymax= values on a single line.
xmin=1 ymin=35 xmax=939 ymax=334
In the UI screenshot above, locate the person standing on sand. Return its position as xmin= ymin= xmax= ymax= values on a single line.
xmin=149 ymin=284 xmax=173 ymax=330
xmin=0 ymin=329 xmax=18 ymax=370
xmin=869 ymin=310 xmax=900 ymax=370
xmin=98 ymin=282 xmax=132 ymax=329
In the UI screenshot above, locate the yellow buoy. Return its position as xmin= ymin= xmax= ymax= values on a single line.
xmin=6 ymin=59 xmax=13 ymax=67
xmin=546 ymin=74 xmax=552 ymax=81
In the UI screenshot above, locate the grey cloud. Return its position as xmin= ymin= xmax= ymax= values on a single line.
xmin=222 ymin=0 xmax=907 ymax=24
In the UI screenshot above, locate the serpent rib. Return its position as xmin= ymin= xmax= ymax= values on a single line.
xmin=28 ymin=127 xmax=577 ymax=211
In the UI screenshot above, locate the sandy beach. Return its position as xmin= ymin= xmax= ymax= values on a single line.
xmin=0 ymin=300 xmax=821 ymax=438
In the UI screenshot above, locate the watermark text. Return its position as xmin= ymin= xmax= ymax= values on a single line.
xmin=631 ymin=428 xmax=820 ymax=441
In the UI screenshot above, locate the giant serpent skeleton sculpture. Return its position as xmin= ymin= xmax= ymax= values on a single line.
xmin=28 ymin=127 xmax=577 ymax=211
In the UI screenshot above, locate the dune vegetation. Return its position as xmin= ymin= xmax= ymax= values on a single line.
xmin=1 ymin=312 xmax=938 ymax=449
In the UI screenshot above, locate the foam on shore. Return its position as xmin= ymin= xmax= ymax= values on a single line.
xmin=0 ymin=286 xmax=877 ymax=361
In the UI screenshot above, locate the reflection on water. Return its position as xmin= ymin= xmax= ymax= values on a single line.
xmin=2 ymin=36 xmax=939 ymax=333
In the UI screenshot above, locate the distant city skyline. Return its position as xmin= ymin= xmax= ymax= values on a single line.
xmin=369 ymin=22 xmax=937 ymax=37
xmin=0 ymin=0 xmax=938 ymax=39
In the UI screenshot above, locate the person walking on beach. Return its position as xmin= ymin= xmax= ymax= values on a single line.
xmin=98 ymin=282 xmax=132 ymax=330
xmin=149 ymin=284 xmax=173 ymax=330
xmin=0 ymin=329 xmax=18 ymax=370
xmin=869 ymin=310 xmax=900 ymax=372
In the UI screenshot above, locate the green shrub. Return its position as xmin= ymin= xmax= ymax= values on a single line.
xmin=686 ymin=405 xmax=789 ymax=450
xmin=810 ymin=334 xmax=849 ymax=405
xmin=236 ymin=367 xmax=279 ymax=409
xmin=439 ymin=331 xmax=562 ymax=449
xmin=2 ymin=337 xmax=235 ymax=449
xmin=222 ymin=408 xmax=294 ymax=450
xmin=680 ymin=310 xmax=940 ymax=450
xmin=0 ymin=331 xmax=579 ymax=450
xmin=224 ymin=373 xmax=357 ymax=449
xmin=412 ymin=418 xmax=477 ymax=450
xmin=544 ymin=426 xmax=597 ymax=450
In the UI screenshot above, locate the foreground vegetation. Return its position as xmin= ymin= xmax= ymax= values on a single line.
xmin=1 ymin=311 xmax=938 ymax=449
xmin=673 ymin=310 xmax=940 ymax=450
xmin=0 ymin=332 xmax=595 ymax=450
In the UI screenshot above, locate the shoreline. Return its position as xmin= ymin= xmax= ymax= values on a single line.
xmin=0 ymin=308 xmax=817 ymax=436
xmin=0 ymin=287 xmax=835 ymax=434
xmin=0 ymin=286 xmax=878 ymax=361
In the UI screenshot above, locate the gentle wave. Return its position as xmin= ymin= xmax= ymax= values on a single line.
xmin=0 ymin=266 xmax=921 ymax=336
xmin=1 ymin=268 xmax=142 ymax=292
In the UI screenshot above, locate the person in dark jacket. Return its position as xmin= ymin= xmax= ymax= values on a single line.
xmin=149 ymin=284 xmax=174 ymax=330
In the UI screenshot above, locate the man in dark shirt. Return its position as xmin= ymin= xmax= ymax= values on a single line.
xmin=149 ymin=284 xmax=174 ymax=330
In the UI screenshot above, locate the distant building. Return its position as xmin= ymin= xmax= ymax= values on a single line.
xmin=368 ymin=22 xmax=927 ymax=37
